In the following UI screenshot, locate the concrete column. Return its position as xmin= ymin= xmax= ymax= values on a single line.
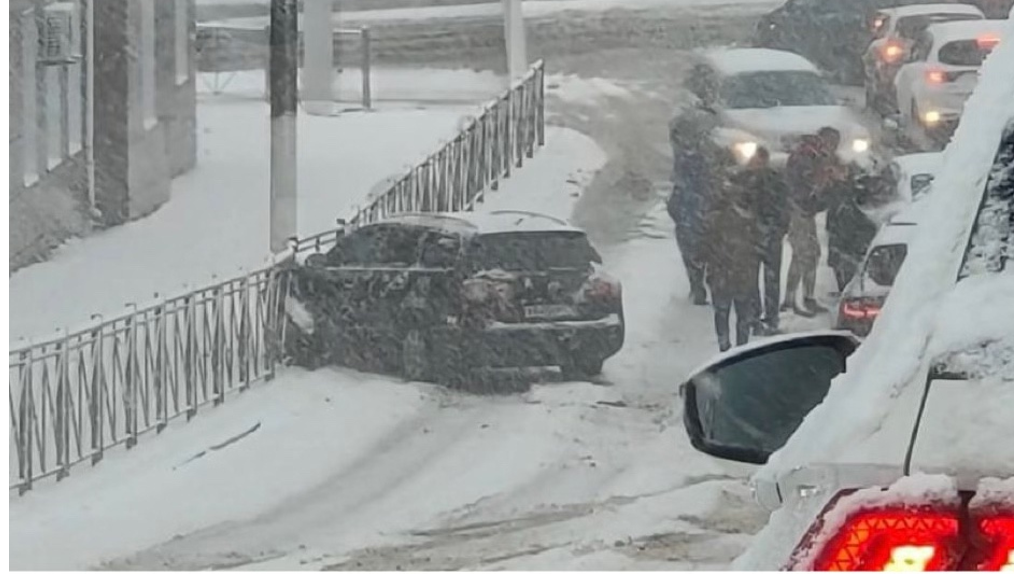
xmin=502 ymin=0 xmax=527 ymax=81
xmin=92 ymin=0 xmax=131 ymax=225
xmin=269 ymin=0 xmax=299 ymax=253
xmin=302 ymin=0 xmax=334 ymax=115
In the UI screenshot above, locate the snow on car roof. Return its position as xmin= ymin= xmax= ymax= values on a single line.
xmin=754 ymin=23 xmax=1013 ymax=486
xmin=880 ymin=3 xmax=983 ymax=20
xmin=377 ymin=210 xmax=583 ymax=236
xmin=926 ymin=18 xmax=1009 ymax=46
xmin=699 ymin=48 xmax=820 ymax=76
xmin=871 ymin=220 xmax=918 ymax=248
xmin=892 ymin=152 xmax=942 ymax=177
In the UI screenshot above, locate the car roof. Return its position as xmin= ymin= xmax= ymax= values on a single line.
xmin=925 ymin=18 xmax=1009 ymax=46
xmin=371 ymin=210 xmax=583 ymax=237
xmin=892 ymin=152 xmax=943 ymax=176
xmin=871 ymin=221 xmax=918 ymax=247
xmin=698 ymin=48 xmax=820 ymax=76
xmin=880 ymin=3 xmax=983 ymax=19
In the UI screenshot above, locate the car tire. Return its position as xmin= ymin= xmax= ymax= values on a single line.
xmin=401 ymin=329 xmax=432 ymax=382
xmin=562 ymin=354 xmax=605 ymax=380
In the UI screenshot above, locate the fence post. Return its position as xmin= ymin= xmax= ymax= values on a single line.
xmin=537 ymin=61 xmax=546 ymax=147
xmin=124 ymin=311 xmax=138 ymax=449
xmin=360 ymin=27 xmax=372 ymax=110
xmin=154 ymin=304 xmax=167 ymax=432
xmin=185 ymin=295 xmax=198 ymax=420
xmin=90 ymin=328 xmax=104 ymax=465
xmin=56 ymin=336 xmax=71 ymax=480
xmin=18 ymin=351 xmax=34 ymax=495
xmin=212 ymin=286 xmax=225 ymax=405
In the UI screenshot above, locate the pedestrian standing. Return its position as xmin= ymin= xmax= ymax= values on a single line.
xmin=783 ymin=127 xmax=842 ymax=316
xmin=667 ymin=107 xmax=717 ymax=305
xmin=701 ymin=163 xmax=759 ymax=352
xmin=736 ymin=147 xmax=790 ymax=335
xmin=826 ymin=175 xmax=878 ymax=292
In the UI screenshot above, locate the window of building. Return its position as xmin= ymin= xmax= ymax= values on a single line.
xmin=140 ymin=0 xmax=157 ymax=127
xmin=68 ymin=2 xmax=83 ymax=154
xmin=175 ymin=0 xmax=190 ymax=84
xmin=21 ymin=10 xmax=39 ymax=185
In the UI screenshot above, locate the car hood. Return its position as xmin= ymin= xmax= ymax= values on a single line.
xmin=720 ymin=106 xmax=869 ymax=150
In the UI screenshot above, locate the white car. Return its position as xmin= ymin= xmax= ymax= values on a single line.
xmin=894 ymin=19 xmax=1008 ymax=140
xmin=680 ymin=29 xmax=1013 ymax=571
xmin=684 ymin=48 xmax=873 ymax=166
xmin=863 ymin=3 xmax=984 ymax=113
xmin=891 ymin=151 xmax=943 ymax=201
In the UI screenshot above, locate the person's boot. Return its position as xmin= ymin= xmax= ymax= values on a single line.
xmin=690 ymin=286 xmax=708 ymax=306
xmin=718 ymin=340 xmax=732 ymax=353
xmin=781 ymin=295 xmax=796 ymax=312
xmin=752 ymin=320 xmax=768 ymax=337
xmin=803 ymin=298 xmax=828 ymax=315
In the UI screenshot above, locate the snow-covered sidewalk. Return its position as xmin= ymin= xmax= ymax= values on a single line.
xmin=10 ymin=81 xmax=480 ymax=343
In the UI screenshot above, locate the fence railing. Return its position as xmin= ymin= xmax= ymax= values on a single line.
xmin=9 ymin=60 xmax=545 ymax=493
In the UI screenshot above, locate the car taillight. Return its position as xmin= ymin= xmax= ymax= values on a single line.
xmin=972 ymin=515 xmax=1014 ymax=571
xmin=582 ymin=271 xmax=622 ymax=310
xmin=812 ymin=508 xmax=961 ymax=571
xmin=926 ymin=69 xmax=948 ymax=84
xmin=790 ymin=485 xmax=1014 ymax=572
xmin=840 ymin=300 xmax=881 ymax=319
xmin=882 ymin=42 xmax=904 ymax=63
xmin=976 ymin=35 xmax=1000 ymax=50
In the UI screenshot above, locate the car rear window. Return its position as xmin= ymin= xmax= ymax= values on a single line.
xmin=938 ymin=39 xmax=995 ymax=66
xmin=471 ymin=232 xmax=599 ymax=272
xmin=865 ymin=243 xmax=908 ymax=286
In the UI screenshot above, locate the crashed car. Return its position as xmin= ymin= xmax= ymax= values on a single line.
xmin=679 ymin=31 xmax=1012 ymax=570
xmin=283 ymin=210 xmax=625 ymax=391
xmin=684 ymin=48 xmax=873 ymax=167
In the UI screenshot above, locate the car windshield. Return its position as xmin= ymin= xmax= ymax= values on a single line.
xmin=938 ymin=39 xmax=996 ymax=66
xmin=720 ymin=71 xmax=837 ymax=108
xmin=471 ymin=232 xmax=598 ymax=272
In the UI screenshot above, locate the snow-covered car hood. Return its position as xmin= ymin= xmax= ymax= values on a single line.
xmin=734 ymin=28 xmax=1014 ymax=572
xmin=720 ymin=106 xmax=870 ymax=152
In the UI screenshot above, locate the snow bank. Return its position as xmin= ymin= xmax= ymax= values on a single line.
xmin=9 ymin=99 xmax=471 ymax=342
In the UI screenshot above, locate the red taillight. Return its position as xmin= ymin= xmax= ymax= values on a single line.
xmin=841 ymin=300 xmax=881 ymax=319
xmin=882 ymin=42 xmax=904 ymax=63
xmin=977 ymin=35 xmax=1000 ymax=50
xmin=926 ymin=69 xmax=948 ymax=84
xmin=974 ymin=515 xmax=1014 ymax=571
xmin=812 ymin=509 xmax=961 ymax=571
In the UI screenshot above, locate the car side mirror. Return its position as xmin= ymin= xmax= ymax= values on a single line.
xmin=680 ymin=333 xmax=860 ymax=465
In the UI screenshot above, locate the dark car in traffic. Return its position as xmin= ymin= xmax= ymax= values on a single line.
xmin=283 ymin=210 xmax=625 ymax=392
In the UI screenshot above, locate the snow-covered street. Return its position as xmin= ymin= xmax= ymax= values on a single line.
xmin=11 ymin=75 xmax=776 ymax=570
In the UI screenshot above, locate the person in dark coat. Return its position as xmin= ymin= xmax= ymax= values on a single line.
xmin=667 ymin=107 xmax=718 ymax=305
xmin=734 ymin=147 xmax=791 ymax=335
xmin=826 ymin=176 xmax=878 ymax=292
xmin=783 ymin=127 xmax=843 ymax=317
xmin=701 ymin=163 xmax=760 ymax=352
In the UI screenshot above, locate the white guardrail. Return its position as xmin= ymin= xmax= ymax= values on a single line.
xmin=8 ymin=61 xmax=545 ymax=494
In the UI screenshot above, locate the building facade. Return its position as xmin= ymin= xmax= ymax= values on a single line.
xmin=9 ymin=0 xmax=197 ymax=271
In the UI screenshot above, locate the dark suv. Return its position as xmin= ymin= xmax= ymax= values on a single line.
xmin=283 ymin=210 xmax=625 ymax=392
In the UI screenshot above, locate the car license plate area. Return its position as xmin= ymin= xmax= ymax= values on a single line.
xmin=524 ymin=304 xmax=577 ymax=320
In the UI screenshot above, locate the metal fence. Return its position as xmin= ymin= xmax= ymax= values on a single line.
xmin=9 ymin=60 xmax=545 ymax=493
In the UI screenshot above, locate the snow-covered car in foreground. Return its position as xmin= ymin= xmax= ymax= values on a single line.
xmin=863 ymin=3 xmax=984 ymax=113
xmin=284 ymin=210 xmax=625 ymax=392
xmin=894 ymin=19 xmax=1008 ymax=141
xmin=683 ymin=48 xmax=873 ymax=166
xmin=680 ymin=30 xmax=1012 ymax=571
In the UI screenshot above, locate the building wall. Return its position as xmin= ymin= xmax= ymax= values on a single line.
xmin=9 ymin=0 xmax=197 ymax=271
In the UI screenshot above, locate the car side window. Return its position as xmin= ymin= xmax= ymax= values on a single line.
xmin=419 ymin=232 xmax=461 ymax=268
xmin=907 ymin=35 xmax=932 ymax=62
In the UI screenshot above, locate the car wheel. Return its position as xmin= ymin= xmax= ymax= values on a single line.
xmin=562 ymin=354 xmax=605 ymax=380
xmin=401 ymin=329 xmax=431 ymax=382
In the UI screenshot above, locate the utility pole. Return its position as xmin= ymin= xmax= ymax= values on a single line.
xmin=269 ymin=0 xmax=298 ymax=254
xmin=502 ymin=0 xmax=527 ymax=81
xmin=302 ymin=0 xmax=334 ymax=115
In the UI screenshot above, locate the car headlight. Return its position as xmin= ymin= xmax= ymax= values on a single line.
xmin=733 ymin=141 xmax=759 ymax=161
xmin=851 ymin=138 xmax=870 ymax=153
